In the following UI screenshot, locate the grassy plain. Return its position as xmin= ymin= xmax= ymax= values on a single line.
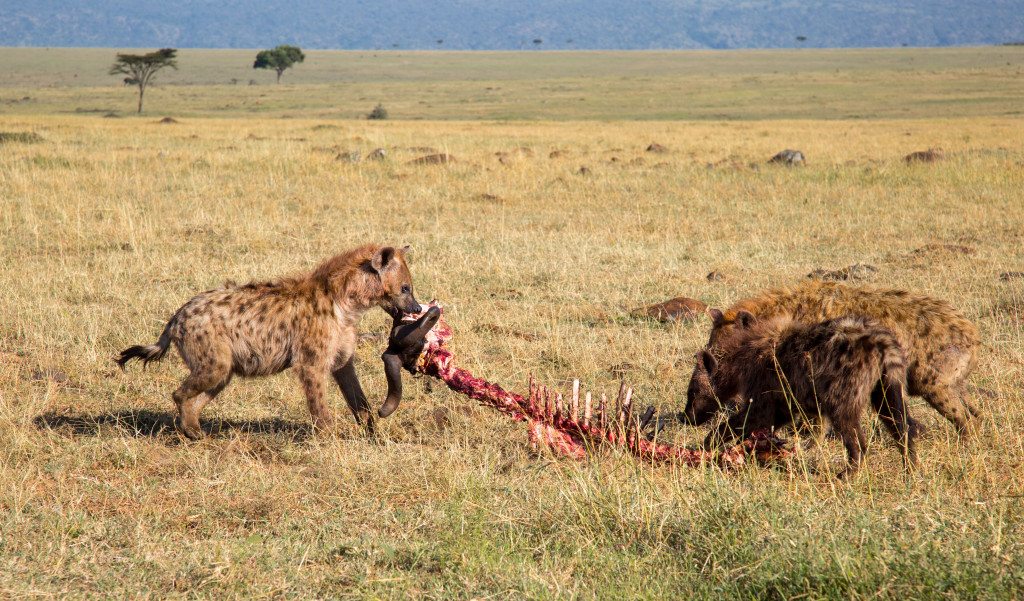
xmin=1 ymin=48 xmax=1024 ymax=599
xmin=0 ymin=46 xmax=1023 ymax=120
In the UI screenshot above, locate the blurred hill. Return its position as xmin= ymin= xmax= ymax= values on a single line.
xmin=1 ymin=0 xmax=1022 ymax=50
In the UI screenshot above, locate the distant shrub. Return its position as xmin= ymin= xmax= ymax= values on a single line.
xmin=367 ymin=104 xmax=389 ymax=120
xmin=0 ymin=132 xmax=43 ymax=144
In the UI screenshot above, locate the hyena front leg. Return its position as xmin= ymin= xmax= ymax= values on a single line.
xmin=296 ymin=362 xmax=335 ymax=431
xmin=834 ymin=419 xmax=868 ymax=479
xmin=332 ymin=358 xmax=375 ymax=432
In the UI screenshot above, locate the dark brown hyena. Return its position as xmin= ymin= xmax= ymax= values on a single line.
xmin=687 ymin=313 xmax=919 ymax=477
xmin=116 ymin=244 xmax=421 ymax=439
xmin=705 ymin=280 xmax=979 ymax=437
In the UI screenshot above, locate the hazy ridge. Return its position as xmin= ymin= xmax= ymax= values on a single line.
xmin=1 ymin=0 xmax=1022 ymax=50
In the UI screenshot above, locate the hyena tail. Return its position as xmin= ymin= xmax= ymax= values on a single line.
xmin=116 ymin=318 xmax=174 ymax=370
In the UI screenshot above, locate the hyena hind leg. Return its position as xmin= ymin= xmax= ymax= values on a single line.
xmin=172 ymin=368 xmax=232 ymax=440
xmin=870 ymin=383 xmax=919 ymax=470
xmin=919 ymin=383 xmax=975 ymax=440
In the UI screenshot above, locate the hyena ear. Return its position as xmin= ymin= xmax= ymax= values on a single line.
xmin=370 ymin=246 xmax=396 ymax=274
xmin=699 ymin=350 xmax=718 ymax=373
xmin=707 ymin=308 xmax=725 ymax=326
xmin=736 ymin=310 xmax=756 ymax=328
xmin=400 ymin=245 xmax=412 ymax=258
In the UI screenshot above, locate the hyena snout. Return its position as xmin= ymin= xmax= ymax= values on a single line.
xmin=683 ymin=350 xmax=722 ymax=426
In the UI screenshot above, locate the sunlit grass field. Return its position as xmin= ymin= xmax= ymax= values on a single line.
xmin=1 ymin=48 xmax=1024 ymax=598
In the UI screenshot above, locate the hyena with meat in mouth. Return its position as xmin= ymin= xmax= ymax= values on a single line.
xmin=116 ymin=244 xmax=421 ymax=439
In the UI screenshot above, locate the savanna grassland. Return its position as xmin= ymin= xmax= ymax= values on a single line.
xmin=1 ymin=48 xmax=1024 ymax=599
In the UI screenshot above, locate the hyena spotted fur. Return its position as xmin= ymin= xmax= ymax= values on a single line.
xmin=687 ymin=313 xmax=919 ymax=476
xmin=116 ymin=244 xmax=421 ymax=439
xmin=705 ymin=280 xmax=980 ymax=437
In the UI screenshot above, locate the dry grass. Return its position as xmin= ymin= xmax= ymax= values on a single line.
xmin=1 ymin=112 xmax=1023 ymax=598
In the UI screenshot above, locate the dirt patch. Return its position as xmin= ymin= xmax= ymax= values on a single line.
xmin=549 ymin=150 xmax=568 ymax=159
xmin=632 ymin=297 xmax=707 ymax=323
xmin=157 ymin=117 xmax=179 ymax=124
xmin=905 ymin=148 xmax=944 ymax=163
xmin=473 ymin=193 xmax=503 ymax=203
xmin=907 ymin=243 xmax=976 ymax=257
xmin=807 ymin=263 xmax=878 ymax=281
xmin=646 ymin=143 xmax=669 ymax=154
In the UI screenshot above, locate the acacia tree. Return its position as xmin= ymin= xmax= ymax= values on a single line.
xmin=109 ymin=48 xmax=178 ymax=114
xmin=253 ymin=45 xmax=305 ymax=83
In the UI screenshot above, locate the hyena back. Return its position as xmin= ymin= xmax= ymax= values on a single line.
xmin=116 ymin=244 xmax=421 ymax=439
xmin=706 ymin=280 xmax=979 ymax=436
xmin=690 ymin=313 xmax=918 ymax=476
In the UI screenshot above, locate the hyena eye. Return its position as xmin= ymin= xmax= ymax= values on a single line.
xmin=401 ymin=284 xmax=411 ymax=294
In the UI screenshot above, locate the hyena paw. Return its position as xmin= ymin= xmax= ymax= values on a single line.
xmin=174 ymin=416 xmax=205 ymax=440
xmin=311 ymin=414 xmax=336 ymax=433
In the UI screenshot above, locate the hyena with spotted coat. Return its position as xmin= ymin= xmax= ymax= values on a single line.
xmin=116 ymin=244 xmax=421 ymax=439
xmin=705 ymin=280 xmax=979 ymax=437
xmin=688 ymin=313 xmax=918 ymax=476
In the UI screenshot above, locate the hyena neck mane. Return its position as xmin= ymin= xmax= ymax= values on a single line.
xmin=711 ymin=315 xmax=805 ymax=399
xmin=715 ymin=315 xmax=793 ymax=360
xmin=309 ymin=244 xmax=391 ymax=313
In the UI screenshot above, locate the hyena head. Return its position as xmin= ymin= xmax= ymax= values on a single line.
xmin=369 ymin=245 xmax=422 ymax=317
xmin=705 ymin=307 xmax=754 ymax=348
xmin=682 ymin=349 xmax=722 ymax=425
xmin=683 ymin=309 xmax=758 ymax=425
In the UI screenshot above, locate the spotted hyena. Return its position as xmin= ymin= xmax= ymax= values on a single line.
xmin=688 ymin=313 xmax=919 ymax=477
xmin=116 ymin=244 xmax=421 ymax=439
xmin=704 ymin=280 xmax=979 ymax=437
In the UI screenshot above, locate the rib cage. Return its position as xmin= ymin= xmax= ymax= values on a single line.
xmin=407 ymin=303 xmax=792 ymax=468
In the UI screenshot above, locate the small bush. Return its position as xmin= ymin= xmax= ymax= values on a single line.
xmin=367 ymin=104 xmax=389 ymax=120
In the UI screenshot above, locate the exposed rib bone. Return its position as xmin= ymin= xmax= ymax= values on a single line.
xmin=571 ymin=380 xmax=580 ymax=422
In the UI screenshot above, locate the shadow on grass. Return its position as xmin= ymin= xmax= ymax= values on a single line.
xmin=33 ymin=409 xmax=312 ymax=440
